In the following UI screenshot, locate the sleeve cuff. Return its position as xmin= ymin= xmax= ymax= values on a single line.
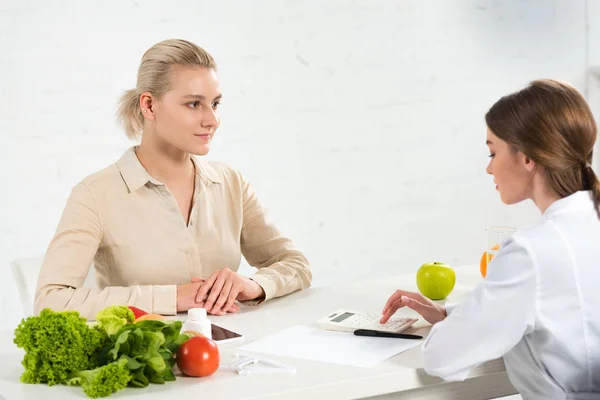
xmin=152 ymin=285 xmax=177 ymax=315
xmin=444 ymin=302 xmax=458 ymax=316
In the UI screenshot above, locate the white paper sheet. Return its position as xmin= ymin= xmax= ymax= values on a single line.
xmin=238 ymin=325 xmax=422 ymax=368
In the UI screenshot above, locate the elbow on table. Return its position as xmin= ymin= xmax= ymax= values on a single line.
xmin=421 ymin=341 xmax=468 ymax=382
xmin=291 ymin=251 xmax=312 ymax=289
xmin=33 ymin=285 xmax=68 ymax=316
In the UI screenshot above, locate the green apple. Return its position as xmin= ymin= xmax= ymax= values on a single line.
xmin=416 ymin=262 xmax=456 ymax=300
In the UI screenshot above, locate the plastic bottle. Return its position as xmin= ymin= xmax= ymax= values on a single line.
xmin=182 ymin=308 xmax=212 ymax=339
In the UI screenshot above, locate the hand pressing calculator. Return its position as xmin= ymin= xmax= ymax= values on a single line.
xmin=317 ymin=309 xmax=418 ymax=334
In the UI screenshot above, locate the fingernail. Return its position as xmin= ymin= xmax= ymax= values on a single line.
xmin=401 ymin=296 xmax=410 ymax=303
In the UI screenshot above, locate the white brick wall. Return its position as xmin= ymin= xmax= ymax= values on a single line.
xmin=0 ymin=0 xmax=596 ymax=330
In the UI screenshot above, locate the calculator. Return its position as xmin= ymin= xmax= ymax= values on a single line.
xmin=317 ymin=309 xmax=418 ymax=334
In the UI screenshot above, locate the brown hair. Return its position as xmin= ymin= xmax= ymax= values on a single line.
xmin=485 ymin=79 xmax=600 ymax=218
xmin=117 ymin=39 xmax=217 ymax=139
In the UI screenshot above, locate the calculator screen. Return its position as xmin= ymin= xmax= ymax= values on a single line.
xmin=331 ymin=312 xmax=354 ymax=322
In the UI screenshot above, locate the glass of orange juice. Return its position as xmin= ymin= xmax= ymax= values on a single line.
xmin=481 ymin=226 xmax=516 ymax=277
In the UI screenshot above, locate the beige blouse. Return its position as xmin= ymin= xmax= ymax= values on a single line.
xmin=34 ymin=147 xmax=312 ymax=319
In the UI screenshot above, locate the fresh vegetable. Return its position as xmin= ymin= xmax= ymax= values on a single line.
xmin=183 ymin=330 xmax=205 ymax=337
xmin=127 ymin=306 xmax=148 ymax=319
xmin=134 ymin=313 xmax=167 ymax=323
xmin=176 ymin=336 xmax=220 ymax=377
xmin=102 ymin=319 xmax=191 ymax=387
xmin=67 ymin=358 xmax=131 ymax=398
xmin=14 ymin=306 xmax=194 ymax=398
xmin=96 ymin=305 xmax=135 ymax=336
xmin=13 ymin=309 xmax=107 ymax=385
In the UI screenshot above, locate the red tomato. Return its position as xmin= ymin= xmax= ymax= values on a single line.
xmin=177 ymin=336 xmax=220 ymax=377
xmin=127 ymin=306 xmax=148 ymax=320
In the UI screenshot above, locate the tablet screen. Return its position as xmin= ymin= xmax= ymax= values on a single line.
xmin=212 ymin=324 xmax=242 ymax=341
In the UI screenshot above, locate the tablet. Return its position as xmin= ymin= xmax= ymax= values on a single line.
xmin=212 ymin=324 xmax=244 ymax=345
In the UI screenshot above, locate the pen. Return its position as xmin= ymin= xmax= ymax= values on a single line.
xmin=353 ymin=329 xmax=423 ymax=340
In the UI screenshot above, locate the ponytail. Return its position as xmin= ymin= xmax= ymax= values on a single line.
xmin=117 ymin=89 xmax=143 ymax=140
xmin=582 ymin=165 xmax=600 ymax=219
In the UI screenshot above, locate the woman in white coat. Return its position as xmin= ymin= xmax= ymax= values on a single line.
xmin=380 ymin=79 xmax=600 ymax=399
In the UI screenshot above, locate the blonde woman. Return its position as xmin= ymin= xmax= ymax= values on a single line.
xmin=34 ymin=39 xmax=312 ymax=320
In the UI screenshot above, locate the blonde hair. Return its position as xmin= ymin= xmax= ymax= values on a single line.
xmin=117 ymin=39 xmax=217 ymax=139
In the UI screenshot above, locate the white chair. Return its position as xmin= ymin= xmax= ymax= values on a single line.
xmin=10 ymin=255 xmax=97 ymax=317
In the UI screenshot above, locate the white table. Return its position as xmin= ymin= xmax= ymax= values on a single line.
xmin=0 ymin=265 xmax=518 ymax=400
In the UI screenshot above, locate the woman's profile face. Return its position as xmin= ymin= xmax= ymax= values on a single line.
xmin=150 ymin=66 xmax=222 ymax=156
xmin=486 ymin=129 xmax=534 ymax=205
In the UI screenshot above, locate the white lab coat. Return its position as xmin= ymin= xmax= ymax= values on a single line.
xmin=422 ymin=191 xmax=600 ymax=400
